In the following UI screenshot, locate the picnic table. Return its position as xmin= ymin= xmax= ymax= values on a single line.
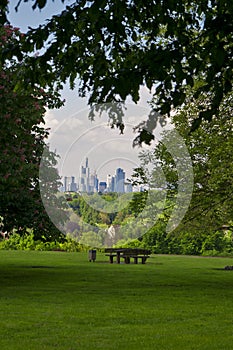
xmin=105 ymin=248 xmax=151 ymax=264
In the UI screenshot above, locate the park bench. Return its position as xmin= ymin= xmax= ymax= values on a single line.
xmin=126 ymin=254 xmax=150 ymax=264
xmin=121 ymin=249 xmax=151 ymax=264
xmin=105 ymin=248 xmax=151 ymax=264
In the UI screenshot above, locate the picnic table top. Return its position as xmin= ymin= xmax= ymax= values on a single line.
xmin=105 ymin=248 xmax=151 ymax=255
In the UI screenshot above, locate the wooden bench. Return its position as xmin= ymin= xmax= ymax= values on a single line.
xmin=105 ymin=248 xmax=151 ymax=264
xmin=121 ymin=253 xmax=150 ymax=264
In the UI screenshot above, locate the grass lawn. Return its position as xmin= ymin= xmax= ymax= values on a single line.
xmin=0 ymin=251 xmax=233 ymax=350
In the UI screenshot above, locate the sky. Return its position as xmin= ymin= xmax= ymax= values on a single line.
xmin=7 ymin=1 xmax=167 ymax=184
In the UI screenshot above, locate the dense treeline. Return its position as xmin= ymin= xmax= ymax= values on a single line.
xmin=132 ymin=224 xmax=233 ymax=257
xmin=1 ymin=224 xmax=232 ymax=257
xmin=67 ymin=192 xmax=133 ymax=226
xmin=63 ymin=192 xmax=233 ymax=256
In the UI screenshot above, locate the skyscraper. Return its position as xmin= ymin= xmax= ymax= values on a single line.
xmin=115 ymin=168 xmax=125 ymax=193
xmin=63 ymin=176 xmax=77 ymax=192
xmin=111 ymin=176 xmax=115 ymax=192
xmin=80 ymin=157 xmax=90 ymax=192
xmin=107 ymin=174 xmax=112 ymax=192
xmin=99 ymin=181 xmax=107 ymax=193
xmin=79 ymin=157 xmax=99 ymax=193
xmin=70 ymin=176 xmax=77 ymax=192
xmin=125 ymin=182 xmax=133 ymax=193
xmin=89 ymin=171 xmax=98 ymax=193
xmin=64 ymin=176 xmax=68 ymax=192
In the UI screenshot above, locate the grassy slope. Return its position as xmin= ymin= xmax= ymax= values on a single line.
xmin=0 ymin=251 xmax=233 ymax=350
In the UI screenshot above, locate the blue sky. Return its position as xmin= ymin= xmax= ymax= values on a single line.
xmin=8 ymin=0 xmax=68 ymax=32
xmin=7 ymin=1 xmax=164 ymax=184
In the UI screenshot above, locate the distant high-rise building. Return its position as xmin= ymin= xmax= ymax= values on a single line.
xmin=99 ymin=181 xmax=107 ymax=193
xmin=70 ymin=176 xmax=77 ymax=192
xmin=80 ymin=157 xmax=90 ymax=192
xmin=125 ymin=182 xmax=133 ymax=193
xmin=89 ymin=171 xmax=99 ymax=193
xmin=63 ymin=176 xmax=77 ymax=192
xmin=64 ymin=176 xmax=68 ymax=192
xmin=79 ymin=158 xmax=100 ymax=193
xmin=115 ymin=168 xmax=125 ymax=193
xmin=111 ymin=176 xmax=115 ymax=192
xmin=107 ymin=174 xmax=112 ymax=192
xmin=79 ymin=157 xmax=100 ymax=193
xmin=94 ymin=175 xmax=99 ymax=192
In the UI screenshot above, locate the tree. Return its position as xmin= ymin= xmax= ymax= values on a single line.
xmin=134 ymin=91 xmax=233 ymax=234
xmin=4 ymin=0 xmax=233 ymax=143
xmin=173 ymin=93 xmax=233 ymax=232
xmin=0 ymin=24 xmax=66 ymax=241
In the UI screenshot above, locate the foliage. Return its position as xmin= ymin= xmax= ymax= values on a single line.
xmin=0 ymin=24 xmax=66 ymax=241
xmin=63 ymin=190 xmax=233 ymax=256
xmin=67 ymin=192 xmax=133 ymax=227
xmin=0 ymin=231 xmax=85 ymax=251
xmin=4 ymin=0 xmax=233 ymax=143
xmin=130 ymin=90 xmax=233 ymax=255
xmin=131 ymin=220 xmax=233 ymax=256
xmin=65 ymin=191 xmax=152 ymax=246
xmin=113 ymin=238 xmax=144 ymax=249
xmin=158 ymin=93 xmax=232 ymax=232
xmin=174 ymin=94 xmax=233 ymax=232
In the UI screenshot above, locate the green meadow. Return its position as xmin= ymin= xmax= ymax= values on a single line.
xmin=1 ymin=251 xmax=233 ymax=350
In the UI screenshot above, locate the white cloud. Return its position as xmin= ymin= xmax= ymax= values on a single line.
xmin=44 ymin=109 xmax=59 ymax=131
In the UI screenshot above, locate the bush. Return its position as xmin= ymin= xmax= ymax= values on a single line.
xmin=113 ymin=238 xmax=144 ymax=249
xmin=0 ymin=232 xmax=85 ymax=252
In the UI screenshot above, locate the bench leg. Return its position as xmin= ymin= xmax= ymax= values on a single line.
xmin=124 ymin=257 xmax=130 ymax=264
xmin=134 ymin=257 xmax=138 ymax=264
xmin=109 ymin=256 xmax=114 ymax=264
xmin=141 ymin=257 xmax=147 ymax=264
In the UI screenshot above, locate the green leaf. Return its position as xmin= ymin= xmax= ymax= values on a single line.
xmin=32 ymin=0 xmax=47 ymax=10
xmin=161 ymin=103 xmax=171 ymax=115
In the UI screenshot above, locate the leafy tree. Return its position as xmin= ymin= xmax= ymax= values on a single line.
xmin=141 ymin=220 xmax=169 ymax=254
xmin=134 ymin=91 xmax=233 ymax=234
xmin=172 ymin=93 xmax=232 ymax=232
xmin=0 ymin=24 xmax=65 ymax=241
xmin=4 ymin=0 xmax=233 ymax=142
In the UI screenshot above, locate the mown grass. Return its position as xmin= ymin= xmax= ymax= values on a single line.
xmin=0 ymin=251 xmax=233 ymax=349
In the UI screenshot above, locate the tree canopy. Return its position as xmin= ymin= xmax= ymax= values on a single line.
xmin=134 ymin=90 xmax=233 ymax=233
xmin=0 ymin=24 xmax=66 ymax=241
xmin=2 ymin=0 xmax=233 ymax=141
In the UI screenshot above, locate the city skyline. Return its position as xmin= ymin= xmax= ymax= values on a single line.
xmin=61 ymin=157 xmax=133 ymax=193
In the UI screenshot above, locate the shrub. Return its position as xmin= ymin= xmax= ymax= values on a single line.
xmin=0 ymin=232 xmax=84 ymax=252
